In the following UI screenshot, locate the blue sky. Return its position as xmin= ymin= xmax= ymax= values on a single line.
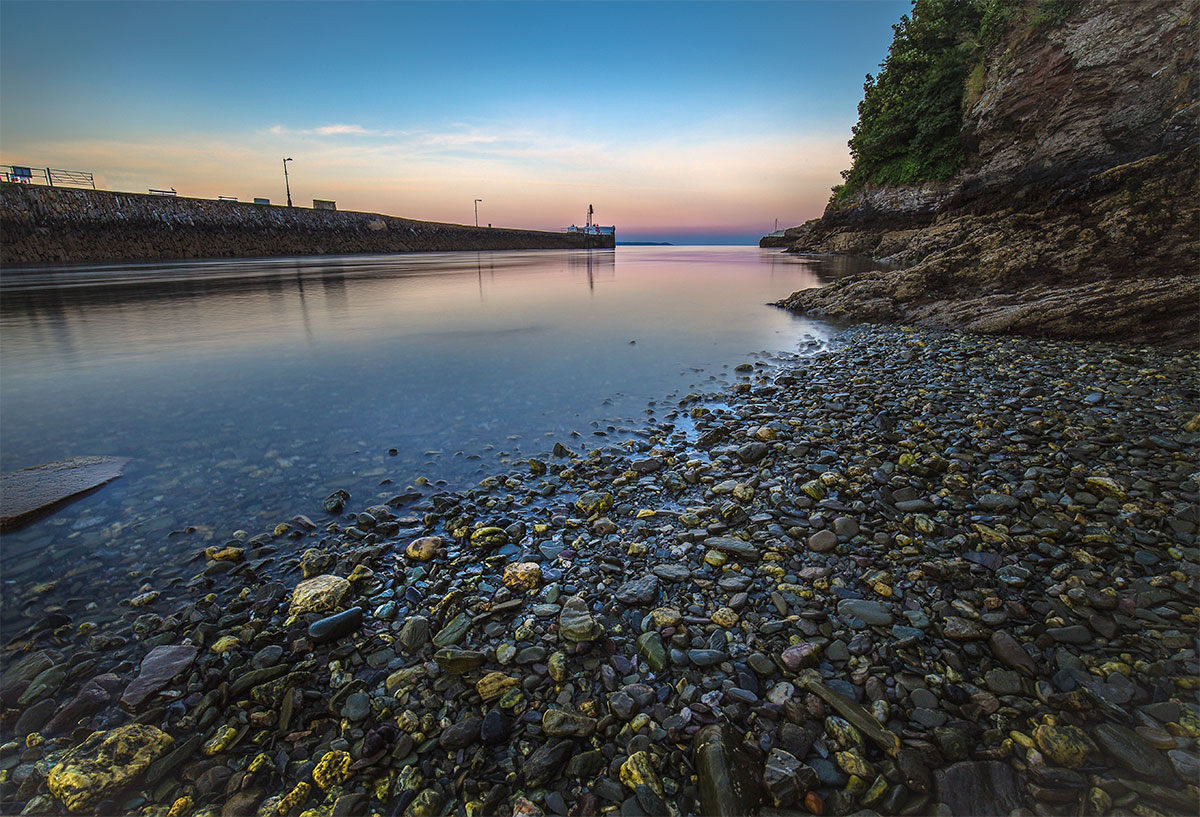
xmin=1 ymin=1 xmax=909 ymax=243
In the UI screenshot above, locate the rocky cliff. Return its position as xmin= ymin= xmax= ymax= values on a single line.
xmin=771 ymin=0 xmax=1198 ymax=347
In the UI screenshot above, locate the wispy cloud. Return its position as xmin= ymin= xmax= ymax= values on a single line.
xmin=267 ymin=123 xmax=382 ymax=137
xmin=314 ymin=123 xmax=377 ymax=136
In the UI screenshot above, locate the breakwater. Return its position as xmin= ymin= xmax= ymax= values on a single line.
xmin=0 ymin=184 xmax=612 ymax=265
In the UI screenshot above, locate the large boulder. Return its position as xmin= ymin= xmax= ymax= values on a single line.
xmin=47 ymin=724 xmax=174 ymax=812
xmin=288 ymin=574 xmax=351 ymax=616
xmin=695 ymin=724 xmax=762 ymax=816
xmin=558 ymin=596 xmax=603 ymax=642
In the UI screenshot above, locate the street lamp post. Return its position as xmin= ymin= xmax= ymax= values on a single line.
xmin=474 ymin=199 xmax=482 ymax=227
xmin=283 ymin=157 xmax=294 ymax=207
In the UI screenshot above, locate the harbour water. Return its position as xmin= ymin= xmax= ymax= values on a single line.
xmin=0 ymin=246 xmax=871 ymax=623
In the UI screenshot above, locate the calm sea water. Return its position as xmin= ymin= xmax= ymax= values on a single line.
xmin=0 ymin=246 xmax=871 ymax=615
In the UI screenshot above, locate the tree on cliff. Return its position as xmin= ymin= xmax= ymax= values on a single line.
xmin=832 ymin=0 xmax=1079 ymax=198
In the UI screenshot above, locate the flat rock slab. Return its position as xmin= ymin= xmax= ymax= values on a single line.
xmin=1 ymin=456 xmax=130 ymax=531
xmin=121 ymin=644 xmax=198 ymax=711
xmin=934 ymin=760 xmax=1025 ymax=817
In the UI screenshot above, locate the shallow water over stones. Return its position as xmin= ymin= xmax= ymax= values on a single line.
xmin=0 ymin=246 xmax=858 ymax=631
xmin=0 ymin=323 xmax=1197 ymax=816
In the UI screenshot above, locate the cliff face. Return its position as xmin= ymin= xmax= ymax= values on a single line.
xmin=774 ymin=0 xmax=1199 ymax=346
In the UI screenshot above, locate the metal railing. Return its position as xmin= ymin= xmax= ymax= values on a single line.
xmin=1 ymin=165 xmax=96 ymax=189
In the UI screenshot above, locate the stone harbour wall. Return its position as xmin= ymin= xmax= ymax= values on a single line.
xmin=0 ymin=184 xmax=613 ymax=266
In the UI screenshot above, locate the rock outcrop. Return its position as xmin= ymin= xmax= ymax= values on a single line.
xmin=772 ymin=0 xmax=1198 ymax=347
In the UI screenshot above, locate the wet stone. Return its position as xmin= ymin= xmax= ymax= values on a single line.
xmin=1046 ymin=624 xmax=1093 ymax=644
xmin=558 ymin=595 xmax=604 ymax=641
xmin=615 ymin=574 xmax=660 ymax=606
xmin=120 ymin=645 xmax=197 ymax=711
xmin=47 ymin=724 xmax=174 ymax=813
xmin=398 ymin=616 xmax=430 ymax=652
xmin=523 ymin=740 xmax=574 ymax=787
xmin=340 ymin=691 xmax=370 ymax=721
xmin=942 ymin=616 xmax=989 ymax=641
xmin=704 ymin=536 xmax=760 ymax=562
xmin=695 ymin=724 xmax=762 ymax=816
xmin=433 ymin=648 xmax=485 ymax=674
xmin=651 ymin=563 xmax=691 ymax=582
xmin=933 ymin=760 xmax=1023 ymax=817
xmin=251 ymin=645 xmax=283 ymax=669
xmin=763 ymin=748 xmax=817 ymax=807
xmin=480 ymin=709 xmax=510 ymax=745
xmin=543 ymin=709 xmax=597 ymax=737
xmin=988 ymin=630 xmax=1037 ymax=676
xmin=1092 ymin=722 xmax=1175 ymax=783
xmin=838 ymin=599 xmax=892 ymax=626
xmin=807 ymin=529 xmax=838 ymax=552
xmin=288 ymin=574 xmax=351 ymax=616
xmin=688 ymin=649 xmax=725 ymax=667
xmin=439 ymin=716 xmax=482 ymax=749
xmin=635 ymin=632 xmax=668 ymax=673
xmin=983 ymin=669 xmax=1021 ymax=696
xmin=308 ymin=606 xmax=363 ymax=643
xmin=1034 ymin=723 xmax=1094 ymax=768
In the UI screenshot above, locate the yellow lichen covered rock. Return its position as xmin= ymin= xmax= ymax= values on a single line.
xmin=476 ymin=672 xmax=519 ymax=702
xmin=346 ymin=564 xmax=374 ymax=583
xmin=204 ymin=545 xmax=244 ymax=562
xmin=1034 ymin=723 xmax=1094 ymax=768
xmin=649 ymin=607 xmax=681 ymax=628
xmin=405 ymin=536 xmax=442 ymax=561
xmin=202 ymin=724 xmax=237 ymax=755
xmin=502 ymin=562 xmax=542 ymax=593
xmin=470 ymin=527 xmax=509 ymax=549
xmin=47 ymin=723 xmax=174 ymax=813
xmin=276 ymin=781 xmax=311 ymax=814
xmin=711 ymin=607 xmax=739 ymax=628
xmin=312 ymin=749 xmax=352 ymax=790
xmin=619 ymin=750 xmax=662 ymax=795
xmin=1084 ymin=476 xmax=1127 ymax=500
xmin=288 ymin=574 xmax=351 ymax=616
xmin=575 ymin=491 xmax=613 ymax=517
xmin=210 ymin=635 xmax=240 ymax=654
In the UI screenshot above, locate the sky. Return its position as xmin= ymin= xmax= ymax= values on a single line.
xmin=0 ymin=1 xmax=909 ymax=244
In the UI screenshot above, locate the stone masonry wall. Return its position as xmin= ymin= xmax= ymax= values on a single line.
xmin=0 ymin=184 xmax=613 ymax=266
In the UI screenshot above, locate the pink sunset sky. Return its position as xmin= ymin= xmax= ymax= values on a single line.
xmin=1 ymin=1 xmax=908 ymax=243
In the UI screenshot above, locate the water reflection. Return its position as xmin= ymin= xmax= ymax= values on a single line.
xmin=0 ymin=246 xmax=873 ymax=621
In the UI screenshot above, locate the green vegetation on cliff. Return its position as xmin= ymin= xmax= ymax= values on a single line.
xmin=832 ymin=0 xmax=1080 ymax=199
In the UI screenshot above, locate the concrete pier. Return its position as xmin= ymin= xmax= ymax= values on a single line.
xmin=0 ymin=184 xmax=613 ymax=266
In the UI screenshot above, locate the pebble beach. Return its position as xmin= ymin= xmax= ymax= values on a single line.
xmin=2 ymin=323 xmax=1198 ymax=817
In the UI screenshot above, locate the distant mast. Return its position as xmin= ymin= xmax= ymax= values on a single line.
xmin=565 ymin=205 xmax=615 ymax=239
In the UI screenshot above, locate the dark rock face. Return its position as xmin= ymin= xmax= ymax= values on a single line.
xmin=934 ymin=760 xmax=1025 ymax=817
xmin=695 ymin=724 xmax=762 ymax=817
xmin=771 ymin=0 xmax=1198 ymax=347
